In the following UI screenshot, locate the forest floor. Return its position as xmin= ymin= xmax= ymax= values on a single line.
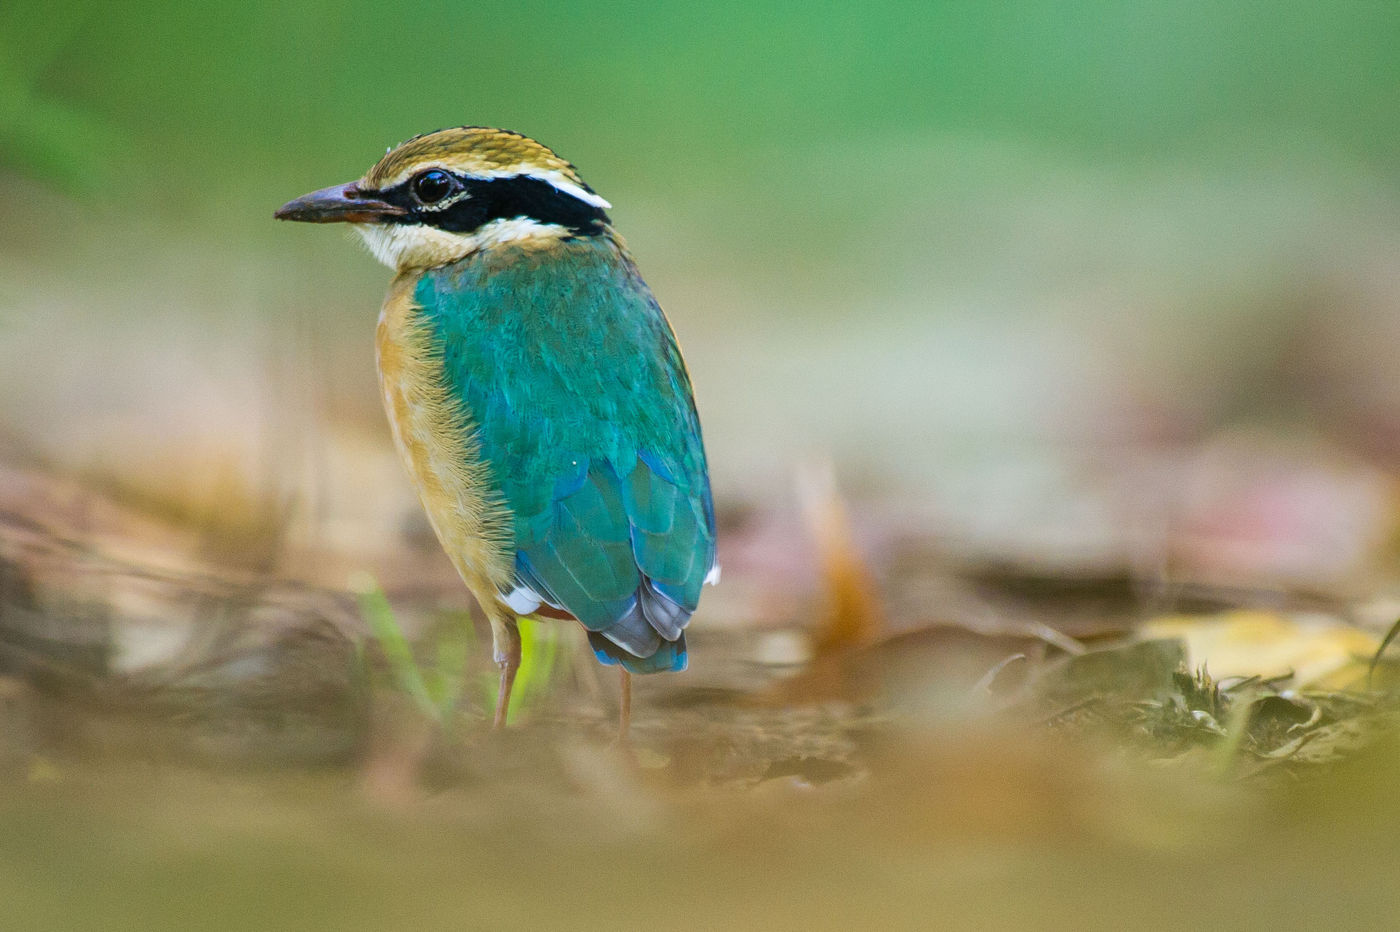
xmin=4 ymin=459 xmax=1400 ymax=931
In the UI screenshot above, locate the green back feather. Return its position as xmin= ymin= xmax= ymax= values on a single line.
xmin=413 ymin=234 xmax=714 ymax=660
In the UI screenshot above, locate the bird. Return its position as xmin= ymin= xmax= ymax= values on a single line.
xmin=275 ymin=127 xmax=716 ymax=733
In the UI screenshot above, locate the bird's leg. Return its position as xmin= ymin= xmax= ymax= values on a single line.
xmin=490 ymin=613 xmax=521 ymax=729
xmin=618 ymin=669 xmax=632 ymax=741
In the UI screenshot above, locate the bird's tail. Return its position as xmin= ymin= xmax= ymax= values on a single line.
xmin=588 ymin=631 xmax=687 ymax=673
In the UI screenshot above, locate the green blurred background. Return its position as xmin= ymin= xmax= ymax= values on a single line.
xmin=4 ymin=0 xmax=1400 ymax=514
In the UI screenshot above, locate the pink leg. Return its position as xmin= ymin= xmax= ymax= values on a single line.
xmin=618 ymin=668 xmax=632 ymax=741
xmin=492 ymin=618 xmax=521 ymax=730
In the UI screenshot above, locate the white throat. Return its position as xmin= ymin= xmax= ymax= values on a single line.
xmin=354 ymin=217 xmax=571 ymax=272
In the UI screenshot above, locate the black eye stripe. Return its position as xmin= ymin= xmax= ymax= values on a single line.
xmin=375 ymin=173 xmax=608 ymax=236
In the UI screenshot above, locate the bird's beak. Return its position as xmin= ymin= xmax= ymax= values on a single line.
xmin=274 ymin=182 xmax=407 ymax=223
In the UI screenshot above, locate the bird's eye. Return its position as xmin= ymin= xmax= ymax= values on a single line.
xmin=411 ymin=169 xmax=455 ymax=205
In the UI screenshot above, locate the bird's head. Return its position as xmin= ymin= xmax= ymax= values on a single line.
xmin=275 ymin=127 xmax=612 ymax=272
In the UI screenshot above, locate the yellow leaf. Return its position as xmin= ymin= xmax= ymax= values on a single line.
xmin=1139 ymin=611 xmax=1378 ymax=690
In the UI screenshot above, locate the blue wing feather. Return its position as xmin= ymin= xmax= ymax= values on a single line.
xmin=416 ymin=236 xmax=714 ymax=674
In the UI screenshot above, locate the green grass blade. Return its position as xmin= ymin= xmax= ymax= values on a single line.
xmin=352 ymin=575 xmax=436 ymax=720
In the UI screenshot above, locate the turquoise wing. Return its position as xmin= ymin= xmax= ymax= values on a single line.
xmin=416 ymin=238 xmax=715 ymax=673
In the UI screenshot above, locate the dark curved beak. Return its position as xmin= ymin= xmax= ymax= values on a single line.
xmin=274 ymin=182 xmax=407 ymax=223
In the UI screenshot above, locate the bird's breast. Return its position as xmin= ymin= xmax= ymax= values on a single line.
xmin=375 ymin=273 xmax=512 ymax=599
